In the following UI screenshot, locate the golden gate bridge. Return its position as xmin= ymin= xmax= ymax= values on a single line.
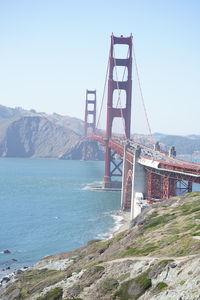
xmin=83 ymin=34 xmax=200 ymax=219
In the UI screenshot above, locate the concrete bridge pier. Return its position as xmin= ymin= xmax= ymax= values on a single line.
xmin=130 ymin=149 xmax=147 ymax=220
xmin=121 ymin=146 xmax=147 ymax=220
xmin=121 ymin=143 xmax=133 ymax=210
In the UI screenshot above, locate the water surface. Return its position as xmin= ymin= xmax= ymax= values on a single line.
xmin=0 ymin=158 xmax=121 ymax=274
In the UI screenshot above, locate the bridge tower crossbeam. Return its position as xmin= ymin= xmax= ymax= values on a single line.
xmin=103 ymin=34 xmax=132 ymax=188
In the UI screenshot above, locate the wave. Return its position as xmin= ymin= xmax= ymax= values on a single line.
xmin=82 ymin=181 xmax=103 ymax=190
xmin=95 ymin=211 xmax=124 ymax=240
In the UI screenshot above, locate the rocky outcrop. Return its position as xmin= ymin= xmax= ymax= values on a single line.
xmin=0 ymin=104 xmax=88 ymax=158
xmin=60 ymin=140 xmax=105 ymax=160
xmin=0 ymin=116 xmax=81 ymax=158
xmin=0 ymin=104 xmax=105 ymax=159
xmin=1 ymin=192 xmax=200 ymax=299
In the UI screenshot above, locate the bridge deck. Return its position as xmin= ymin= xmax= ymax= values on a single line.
xmin=88 ymin=134 xmax=200 ymax=180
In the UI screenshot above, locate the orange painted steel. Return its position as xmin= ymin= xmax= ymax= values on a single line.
xmin=88 ymin=134 xmax=200 ymax=200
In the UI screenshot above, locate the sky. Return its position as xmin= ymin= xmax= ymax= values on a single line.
xmin=0 ymin=0 xmax=200 ymax=135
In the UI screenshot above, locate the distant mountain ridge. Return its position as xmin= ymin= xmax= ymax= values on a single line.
xmin=154 ymin=133 xmax=200 ymax=155
xmin=0 ymin=105 xmax=84 ymax=136
xmin=0 ymin=105 xmax=85 ymax=158
xmin=0 ymin=105 xmax=199 ymax=158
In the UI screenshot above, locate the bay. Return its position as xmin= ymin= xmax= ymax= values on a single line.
xmin=0 ymin=158 xmax=121 ymax=275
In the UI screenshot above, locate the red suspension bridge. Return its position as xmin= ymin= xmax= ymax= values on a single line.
xmin=84 ymin=34 xmax=200 ymax=219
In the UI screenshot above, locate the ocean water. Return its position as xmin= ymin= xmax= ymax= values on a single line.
xmin=0 ymin=158 xmax=121 ymax=276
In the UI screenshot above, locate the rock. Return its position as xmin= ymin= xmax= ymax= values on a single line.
xmin=170 ymin=262 xmax=177 ymax=268
xmin=88 ymin=255 xmax=94 ymax=260
xmin=65 ymin=284 xmax=82 ymax=298
xmin=2 ymin=276 xmax=10 ymax=283
xmin=12 ymin=258 xmax=17 ymax=261
xmin=6 ymin=267 xmax=10 ymax=270
xmin=10 ymin=288 xmax=21 ymax=299
xmin=98 ymin=248 xmax=106 ymax=254
xmin=149 ymin=261 xmax=170 ymax=279
xmin=137 ymin=267 xmax=143 ymax=273
xmin=16 ymin=269 xmax=24 ymax=274
xmin=3 ymin=250 xmax=11 ymax=254
xmin=188 ymin=270 xmax=193 ymax=275
xmin=99 ymin=278 xmax=119 ymax=294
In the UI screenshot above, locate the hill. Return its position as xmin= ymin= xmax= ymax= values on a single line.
xmin=0 ymin=105 xmax=199 ymax=158
xmin=1 ymin=192 xmax=200 ymax=299
xmin=0 ymin=105 xmax=103 ymax=159
xmin=0 ymin=105 xmax=104 ymax=159
xmin=0 ymin=116 xmax=81 ymax=158
xmin=154 ymin=133 xmax=200 ymax=155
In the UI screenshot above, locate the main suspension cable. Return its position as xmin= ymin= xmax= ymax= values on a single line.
xmin=96 ymin=48 xmax=110 ymax=131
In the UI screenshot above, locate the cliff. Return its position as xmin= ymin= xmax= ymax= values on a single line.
xmin=0 ymin=105 xmax=104 ymax=159
xmin=60 ymin=140 xmax=105 ymax=160
xmin=1 ymin=192 xmax=200 ymax=299
xmin=0 ymin=116 xmax=81 ymax=158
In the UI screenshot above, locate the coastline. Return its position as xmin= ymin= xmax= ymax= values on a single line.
xmin=0 ymin=210 xmax=131 ymax=283
xmin=112 ymin=210 xmax=131 ymax=235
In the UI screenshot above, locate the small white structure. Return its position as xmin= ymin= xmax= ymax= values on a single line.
xmin=131 ymin=192 xmax=148 ymax=219
xmin=133 ymin=192 xmax=143 ymax=218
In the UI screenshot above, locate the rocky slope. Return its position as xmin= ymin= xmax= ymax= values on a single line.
xmin=0 ymin=116 xmax=82 ymax=158
xmin=0 ymin=105 xmax=104 ymax=159
xmin=60 ymin=140 xmax=105 ymax=160
xmin=1 ymin=192 xmax=200 ymax=299
xmin=0 ymin=105 xmax=84 ymax=158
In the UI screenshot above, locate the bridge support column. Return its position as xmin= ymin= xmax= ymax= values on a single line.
xmin=121 ymin=144 xmax=133 ymax=210
xmin=103 ymin=143 xmax=111 ymax=187
xmin=130 ymin=150 xmax=147 ymax=219
xmin=162 ymin=177 xmax=176 ymax=199
xmin=103 ymin=34 xmax=132 ymax=188
xmin=188 ymin=181 xmax=192 ymax=192
xmin=84 ymin=90 xmax=96 ymax=160
xmin=147 ymin=172 xmax=162 ymax=201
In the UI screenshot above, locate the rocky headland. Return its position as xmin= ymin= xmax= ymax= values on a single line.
xmin=1 ymin=192 xmax=200 ymax=299
xmin=0 ymin=105 xmax=103 ymax=160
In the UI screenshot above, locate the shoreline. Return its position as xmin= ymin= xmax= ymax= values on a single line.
xmin=112 ymin=210 xmax=131 ymax=235
xmin=0 ymin=210 xmax=131 ymax=283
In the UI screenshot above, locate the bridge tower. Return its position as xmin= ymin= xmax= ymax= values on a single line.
xmin=83 ymin=90 xmax=96 ymax=160
xmin=103 ymin=34 xmax=132 ymax=188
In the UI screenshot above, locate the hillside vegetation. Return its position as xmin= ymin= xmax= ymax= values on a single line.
xmin=1 ymin=192 xmax=200 ymax=299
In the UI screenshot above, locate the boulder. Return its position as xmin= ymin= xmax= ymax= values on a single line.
xmin=3 ymin=250 xmax=11 ymax=254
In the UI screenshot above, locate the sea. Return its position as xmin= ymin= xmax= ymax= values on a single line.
xmin=0 ymin=158 xmax=122 ymax=278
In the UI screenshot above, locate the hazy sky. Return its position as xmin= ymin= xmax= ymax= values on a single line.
xmin=0 ymin=0 xmax=200 ymax=135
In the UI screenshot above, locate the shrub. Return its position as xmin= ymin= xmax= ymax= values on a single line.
xmin=36 ymin=287 xmax=63 ymax=300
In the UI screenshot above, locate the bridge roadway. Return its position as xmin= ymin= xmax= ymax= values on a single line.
xmin=89 ymin=134 xmax=200 ymax=184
